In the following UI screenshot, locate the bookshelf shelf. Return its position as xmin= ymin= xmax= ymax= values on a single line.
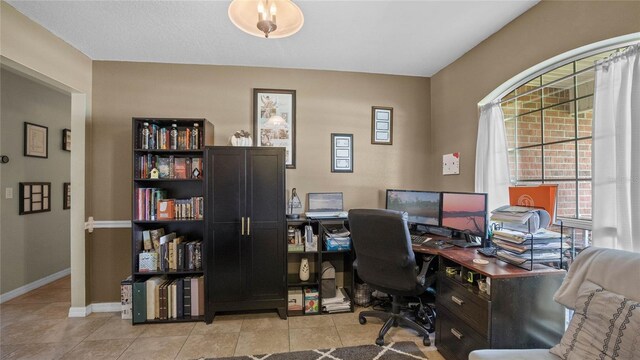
xmin=134 ymin=179 xmax=202 ymax=182
xmin=134 ymin=149 xmax=203 ymax=154
xmin=133 ymin=219 xmax=203 ymax=224
xmin=131 ymin=117 xmax=213 ymax=325
xmin=134 ymin=270 xmax=205 ymax=276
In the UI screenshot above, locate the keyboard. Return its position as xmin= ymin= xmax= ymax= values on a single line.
xmin=477 ymin=247 xmax=497 ymax=257
xmin=305 ymin=211 xmax=348 ymax=219
xmin=411 ymin=234 xmax=431 ymax=245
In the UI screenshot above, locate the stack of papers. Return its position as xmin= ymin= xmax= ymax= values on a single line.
xmin=322 ymin=288 xmax=351 ymax=313
xmin=491 ymin=205 xmax=551 ymax=233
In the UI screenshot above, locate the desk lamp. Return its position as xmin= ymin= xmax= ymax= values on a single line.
xmin=287 ymin=188 xmax=302 ymax=219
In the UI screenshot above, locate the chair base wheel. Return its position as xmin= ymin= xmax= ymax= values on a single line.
xmin=375 ymin=337 xmax=385 ymax=346
xmin=423 ymin=337 xmax=431 ymax=346
xmin=358 ymin=315 xmax=367 ymax=325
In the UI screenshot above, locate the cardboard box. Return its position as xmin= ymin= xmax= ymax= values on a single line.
xmin=304 ymin=287 xmax=319 ymax=314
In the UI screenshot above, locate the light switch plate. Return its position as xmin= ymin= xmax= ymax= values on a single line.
xmin=5 ymin=187 xmax=13 ymax=199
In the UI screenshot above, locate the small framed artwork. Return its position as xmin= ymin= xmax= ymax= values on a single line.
xmin=331 ymin=133 xmax=353 ymax=173
xmin=443 ymin=152 xmax=460 ymax=175
xmin=62 ymin=129 xmax=71 ymax=151
xmin=24 ymin=122 xmax=48 ymax=158
xmin=371 ymin=106 xmax=393 ymax=145
xmin=63 ymin=182 xmax=71 ymax=210
xmin=253 ymin=88 xmax=296 ymax=168
xmin=19 ymin=182 xmax=51 ymax=215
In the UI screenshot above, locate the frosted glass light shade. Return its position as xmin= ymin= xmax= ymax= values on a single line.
xmin=228 ymin=0 xmax=304 ymax=39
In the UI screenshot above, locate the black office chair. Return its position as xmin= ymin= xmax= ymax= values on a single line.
xmin=349 ymin=209 xmax=436 ymax=346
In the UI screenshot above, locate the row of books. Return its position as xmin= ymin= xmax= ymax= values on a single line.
xmin=139 ymin=123 xmax=201 ymax=150
xmin=136 ymin=155 xmax=202 ymax=179
xmin=133 ymin=276 xmax=204 ymax=323
xmin=140 ymin=229 xmax=202 ymax=272
xmin=135 ymin=187 xmax=203 ymax=220
xmin=157 ymin=198 xmax=204 ymax=220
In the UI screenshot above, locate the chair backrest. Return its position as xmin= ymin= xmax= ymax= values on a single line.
xmin=348 ymin=209 xmax=418 ymax=292
xmin=554 ymin=246 xmax=640 ymax=309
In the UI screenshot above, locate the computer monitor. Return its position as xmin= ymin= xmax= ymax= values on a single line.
xmin=441 ymin=192 xmax=488 ymax=238
xmin=385 ymin=190 xmax=440 ymax=226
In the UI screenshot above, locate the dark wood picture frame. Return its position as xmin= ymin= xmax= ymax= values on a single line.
xmin=63 ymin=182 xmax=71 ymax=210
xmin=24 ymin=122 xmax=48 ymax=158
xmin=371 ymin=106 xmax=393 ymax=145
xmin=331 ymin=133 xmax=353 ymax=173
xmin=62 ymin=129 xmax=71 ymax=151
xmin=253 ymin=88 xmax=296 ymax=169
xmin=19 ymin=182 xmax=51 ymax=215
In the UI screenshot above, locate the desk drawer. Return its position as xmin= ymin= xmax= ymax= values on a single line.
xmin=438 ymin=273 xmax=490 ymax=337
xmin=437 ymin=306 xmax=489 ymax=360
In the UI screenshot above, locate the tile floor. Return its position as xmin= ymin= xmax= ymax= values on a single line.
xmin=0 ymin=276 xmax=445 ymax=359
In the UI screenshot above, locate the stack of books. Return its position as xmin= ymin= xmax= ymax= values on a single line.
xmin=321 ymin=287 xmax=351 ymax=313
xmin=133 ymin=275 xmax=204 ymax=323
xmin=490 ymin=207 xmax=566 ymax=269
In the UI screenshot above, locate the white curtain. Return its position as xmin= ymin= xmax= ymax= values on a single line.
xmin=475 ymin=102 xmax=511 ymax=214
xmin=592 ymin=44 xmax=640 ymax=252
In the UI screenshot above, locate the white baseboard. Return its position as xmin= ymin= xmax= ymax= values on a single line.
xmin=68 ymin=302 xmax=121 ymax=317
xmin=0 ymin=268 xmax=71 ymax=304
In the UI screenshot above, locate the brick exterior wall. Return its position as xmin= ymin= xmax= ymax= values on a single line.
xmin=501 ymin=83 xmax=593 ymax=219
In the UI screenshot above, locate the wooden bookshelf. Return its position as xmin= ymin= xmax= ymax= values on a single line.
xmin=131 ymin=117 xmax=213 ymax=324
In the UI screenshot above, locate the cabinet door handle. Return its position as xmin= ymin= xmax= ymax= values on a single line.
xmin=451 ymin=296 xmax=464 ymax=306
xmin=451 ymin=328 xmax=464 ymax=340
xmin=247 ymin=217 xmax=251 ymax=236
xmin=241 ymin=217 xmax=245 ymax=236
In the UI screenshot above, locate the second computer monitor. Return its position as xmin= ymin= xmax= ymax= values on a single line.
xmin=441 ymin=192 xmax=488 ymax=237
xmin=385 ymin=190 xmax=440 ymax=226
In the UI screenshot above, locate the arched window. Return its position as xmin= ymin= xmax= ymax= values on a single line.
xmin=481 ymin=34 xmax=637 ymax=229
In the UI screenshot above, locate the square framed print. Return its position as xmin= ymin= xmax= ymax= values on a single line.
xmin=24 ymin=122 xmax=48 ymax=158
xmin=331 ymin=133 xmax=353 ymax=173
xmin=253 ymin=89 xmax=296 ymax=168
xmin=19 ymin=182 xmax=51 ymax=215
xmin=371 ymin=106 xmax=393 ymax=145
xmin=62 ymin=129 xmax=71 ymax=151
xmin=63 ymin=182 xmax=71 ymax=210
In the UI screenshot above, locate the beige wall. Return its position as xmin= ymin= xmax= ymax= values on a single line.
xmin=0 ymin=69 xmax=71 ymax=294
xmin=429 ymin=0 xmax=640 ymax=192
xmin=90 ymin=61 xmax=431 ymax=302
xmin=1 ymin=1 xmax=92 ymax=307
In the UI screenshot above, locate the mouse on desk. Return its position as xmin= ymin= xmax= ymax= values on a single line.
xmin=435 ymin=240 xmax=445 ymax=246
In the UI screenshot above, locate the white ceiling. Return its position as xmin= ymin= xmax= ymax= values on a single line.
xmin=7 ymin=0 xmax=539 ymax=77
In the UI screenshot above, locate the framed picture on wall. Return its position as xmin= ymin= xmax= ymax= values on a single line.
xmin=19 ymin=182 xmax=51 ymax=215
xmin=24 ymin=122 xmax=48 ymax=158
xmin=331 ymin=133 xmax=353 ymax=173
xmin=371 ymin=106 xmax=393 ymax=145
xmin=253 ymin=89 xmax=296 ymax=168
xmin=63 ymin=182 xmax=71 ymax=210
xmin=62 ymin=129 xmax=71 ymax=151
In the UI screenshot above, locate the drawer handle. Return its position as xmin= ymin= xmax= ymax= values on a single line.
xmin=451 ymin=328 xmax=464 ymax=340
xmin=451 ymin=295 xmax=464 ymax=306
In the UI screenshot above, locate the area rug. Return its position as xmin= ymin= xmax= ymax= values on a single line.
xmin=208 ymin=341 xmax=429 ymax=360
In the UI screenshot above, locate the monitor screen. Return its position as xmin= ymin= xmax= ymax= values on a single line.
xmin=385 ymin=190 xmax=440 ymax=226
xmin=308 ymin=192 xmax=344 ymax=212
xmin=441 ymin=192 xmax=487 ymax=237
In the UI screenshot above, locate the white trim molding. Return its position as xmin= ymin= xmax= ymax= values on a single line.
xmin=68 ymin=302 xmax=121 ymax=317
xmin=0 ymin=268 xmax=70 ymax=303
xmin=84 ymin=217 xmax=132 ymax=233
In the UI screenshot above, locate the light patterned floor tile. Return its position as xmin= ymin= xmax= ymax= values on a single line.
xmin=289 ymin=326 xmax=342 ymax=351
xmin=117 ymin=336 xmax=187 ymax=360
xmin=234 ymin=328 xmax=289 ymax=356
xmin=86 ymin=317 xmax=146 ymax=341
xmin=175 ymin=333 xmax=239 ymax=359
xmin=60 ymin=339 xmax=133 ymax=360
xmin=138 ymin=322 xmax=195 ymax=338
xmin=288 ymin=314 xmax=335 ymax=329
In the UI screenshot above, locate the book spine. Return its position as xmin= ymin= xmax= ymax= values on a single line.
xmin=191 ymin=277 xmax=199 ymax=316
xmin=183 ymin=277 xmax=192 ymax=317
xmin=176 ymin=278 xmax=184 ymax=318
xmin=133 ymin=281 xmax=146 ymax=324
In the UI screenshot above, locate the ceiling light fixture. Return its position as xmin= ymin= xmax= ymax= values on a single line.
xmin=228 ymin=0 xmax=304 ymax=39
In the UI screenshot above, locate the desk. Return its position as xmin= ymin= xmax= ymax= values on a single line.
xmin=412 ymin=243 xmax=566 ymax=360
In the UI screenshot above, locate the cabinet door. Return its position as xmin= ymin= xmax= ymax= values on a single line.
xmin=206 ymin=148 xmax=246 ymax=303
xmin=245 ymin=148 xmax=286 ymax=300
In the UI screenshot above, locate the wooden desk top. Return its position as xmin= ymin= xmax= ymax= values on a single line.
xmin=412 ymin=243 xmax=566 ymax=279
